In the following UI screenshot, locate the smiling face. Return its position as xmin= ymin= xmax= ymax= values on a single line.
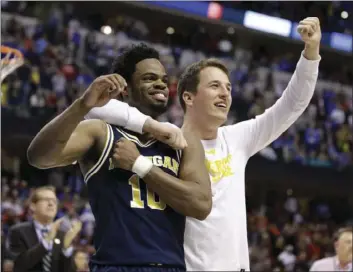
xmin=184 ymin=66 xmax=232 ymax=126
xmin=127 ymin=58 xmax=169 ymax=118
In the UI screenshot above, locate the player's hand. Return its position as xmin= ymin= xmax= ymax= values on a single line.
xmin=143 ymin=118 xmax=187 ymax=150
xmin=112 ymin=138 xmax=141 ymax=171
xmin=297 ymin=17 xmax=321 ymax=60
xmin=80 ymin=74 xmax=127 ymax=109
xmin=63 ymin=220 xmax=82 ymax=249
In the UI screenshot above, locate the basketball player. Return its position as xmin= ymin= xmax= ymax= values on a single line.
xmin=86 ymin=17 xmax=322 ymax=271
xmin=27 ymin=44 xmax=212 ymax=272
xmin=310 ymin=227 xmax=352 ymax=271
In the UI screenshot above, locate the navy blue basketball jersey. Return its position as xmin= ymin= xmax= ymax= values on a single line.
xmin=84 ymin=124 xmax=185 ymax=269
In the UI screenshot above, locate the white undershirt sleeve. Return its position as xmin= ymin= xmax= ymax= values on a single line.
xmin=84 ymin=99 xmax=149 ymax=134
xmin=224 ymin=52 xmax=320 ymax=157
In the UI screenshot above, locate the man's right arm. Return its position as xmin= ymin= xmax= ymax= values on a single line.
xmin=86 ymin=99 xmax=187 ymax=150
xmin=8 ymin=226 xmax=47 ymax=271
xmin=27 ymin=74 xmax=124 ymax=168
xmin=27 ymin=99 xmax=106 ymax=169
xmin=85 ymin=99 xmax=149 ymax=134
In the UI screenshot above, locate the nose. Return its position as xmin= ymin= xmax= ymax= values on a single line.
xmin=218 ymin=87 xmax=229 ymax=100
xmin=154 ymin=79 xmax=167 ymax=90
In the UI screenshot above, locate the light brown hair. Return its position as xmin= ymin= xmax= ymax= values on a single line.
xmin=177 ymin=58 xmax=230 ymax=111
xmin=29 ymin=186 xmax=56 ymax=203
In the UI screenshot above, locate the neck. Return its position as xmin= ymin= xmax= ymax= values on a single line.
xmin=33 ymin=215 xmax=52 ymax=226
xmin=338 ymin=256 xmax=351 ymax=268
xmin=183 ymin=113 xmax=219 ymax=140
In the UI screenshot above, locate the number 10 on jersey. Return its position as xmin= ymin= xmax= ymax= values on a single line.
xmin=128 ymin=174 xmax=166 ymax=210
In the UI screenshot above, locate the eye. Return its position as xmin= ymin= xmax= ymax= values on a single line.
xmin=143 ymin=75 xmax=157 ymax=81
xmin=211 ymin=83 xmax=219 ymax=89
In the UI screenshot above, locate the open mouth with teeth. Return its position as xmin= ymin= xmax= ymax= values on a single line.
xmin=214 ymin=102 xmax=227 ymax=109
xmin=149 ymin=91 xmax=168 ymax=102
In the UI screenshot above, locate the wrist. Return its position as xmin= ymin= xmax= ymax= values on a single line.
xmin=142 ymin=117 xmax=156 ymax=134
xmin=132 ymin=155 xmax=153 ymax=178
xmin=303 ymin=44 xmax=320 ymax=60
xmin=75 ymin=98 xmax=94 ymax=115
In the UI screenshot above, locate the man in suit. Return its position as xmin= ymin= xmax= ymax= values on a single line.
xmin=7 ymin=186 xmax=82 ymax=272
xmin=310 ymin=227 xmax=352 ymax=271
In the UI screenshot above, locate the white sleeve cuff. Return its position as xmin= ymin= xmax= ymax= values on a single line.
xmin=62 ymin=246 xmax=74 ymax=257
xmin=297 ymin=51 xmax=321 ymax=76
xmin=125 ymin=106 xmax=149 ymax=134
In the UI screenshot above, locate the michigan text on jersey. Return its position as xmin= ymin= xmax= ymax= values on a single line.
xmin=109 ymin=155 xmax=180 ymax=175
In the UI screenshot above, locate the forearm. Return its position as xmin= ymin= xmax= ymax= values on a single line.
xmin=303 ymin=43 xmax=320 ymax=61
xmin=85 ymin=99 xmax=150 ymax=134
xmin=143 ymin=166 xmax=210 ymax=220
xmin=27 ymin=99 xmax=89 ymax=167
xmin=244 ymin=52 xmax=320 ymax=156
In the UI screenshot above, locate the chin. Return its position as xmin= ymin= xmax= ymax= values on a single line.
xmin=150 ymin=103 xmax=168 ymax=116
xmin=214 ymin=113 xmax=228 ymax=124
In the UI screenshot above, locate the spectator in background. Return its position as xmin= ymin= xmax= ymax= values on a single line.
xmin=278 ymin=245 xmax=296 ymax=271
xmin=309 ymin=227 xmax=352 ymax=271
xmin=7 ymin=186 xmax=81 ymax=272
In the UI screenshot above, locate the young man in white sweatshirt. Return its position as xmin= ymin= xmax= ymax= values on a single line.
xmin=86 ymin=17 xmax=322 ymax=271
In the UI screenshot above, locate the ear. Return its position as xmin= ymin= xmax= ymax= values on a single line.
xmin=29 ymin=203 xmax=36 ymax=213
xmin=122 ymin=86 xmax=129 ymax=97
xmin=182 ymin=91 xmax=195 ymax=108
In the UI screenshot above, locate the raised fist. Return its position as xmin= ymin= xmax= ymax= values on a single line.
xmin=80 ymin=74 xmax=127 ymax=109
xmin=297 ymin=17 xmax=321 ymax=48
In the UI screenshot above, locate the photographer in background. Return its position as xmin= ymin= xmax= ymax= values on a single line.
xmin=7 ymin=186 xmax=82 ymax=272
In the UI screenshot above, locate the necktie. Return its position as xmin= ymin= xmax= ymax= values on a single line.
xmin=41 ymin=228 xmax=52 ymax=272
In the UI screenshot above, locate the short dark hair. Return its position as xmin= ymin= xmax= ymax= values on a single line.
xmin=29 ymin=186 xmax=56 ymax=203
xmin=110 ymin=43 xmax=160 ymax=83
xmin=334 ymin=226 xmax=352 ymax=241
xmin=177 ymin=58 xmax=229 ymax=111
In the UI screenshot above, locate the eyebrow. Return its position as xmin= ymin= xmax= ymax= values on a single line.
xmin=141 ymin=72 xmax=168 ymax=78
xmin=208 ymin=80 xmax=231 ymax=89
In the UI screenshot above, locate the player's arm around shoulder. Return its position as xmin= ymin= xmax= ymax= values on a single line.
xmin=178 ymin=129 xmax=212 ymax=219
xmin=113 ymin=129 xmax=212 ymax=219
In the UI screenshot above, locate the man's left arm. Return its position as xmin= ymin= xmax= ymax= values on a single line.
xmin=231 ymin=17 xmax=321 ymax=157
xmin=113 ymin=131 xmax=212 ymax=220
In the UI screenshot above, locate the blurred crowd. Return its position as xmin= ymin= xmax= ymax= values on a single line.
xmin=1 ymin=2 xmax=352 ymax=272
